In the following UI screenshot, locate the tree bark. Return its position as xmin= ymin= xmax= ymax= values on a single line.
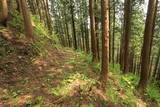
xmin=85 ymin=21 xmax=90 ymax=53
xmin=70 ymin=0 xmax=77 ymax=50
xmin=28 ymin=0 xmax=36 ymax=14
xmin=153 ymin=47 xmax=160 ymax=78
xmin=138 ymin=0 xmax=158 ymax=91
xmin=112 ymin=0 xmax=116 ymax=67
xmin=101 ymin=0 xmax=109 ymax=82
xmin=16 ymin=0 xmax=22 ymax=12
xmin=36 ymin=0 xmax=43 ymax=21
xmin=89 ymin=0 xmax=99 ymax=61
xmin=42 ymin=0 xmax=52 ymax=34
xmin=0 ymin=0 xmax=8 ymax=26
xmin=9 ymin=0 xmax=15 ymax=10
xmin=20 ymin=0 xmax=34 ymax=40
xmin=123 ymin=0 xmax=132 ymax=74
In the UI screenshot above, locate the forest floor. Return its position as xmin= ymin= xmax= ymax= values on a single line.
xmin=0 ymin=27 xmax=158 ymax=107
xmin=0 ymin=44 xmax=149 ymax=107
xmin=0 ymin=45 xmax=109 ymax=107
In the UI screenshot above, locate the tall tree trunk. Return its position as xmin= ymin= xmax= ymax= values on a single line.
xmin=148 ymin=55 xmax=154 ymax=79
xmin=112 ymin=0 xmax=116 ymax=67
xmin=138 ymin=0 xmax=158 ymax=91
xmin=109 ymin=0 xmax=112 ymax=63
xmin=133 ymin=56 xmax=137 ymax=74
xmin=9 ymin=0 xmax=15 ymax=10
xmin=123 ymin=0 xmax=132 ymax=74
xmin=153 ymin=47 xmax=160 ymax=78
xmin=156 ymin=64 xmax=160 ymax=81
xmin=95 ymin=0 xmax=100 ymax=60
xmin=42 ymin=0 xmax=52 ymax=34
xmin=70 ymin=0 xmax=77 ymax=50
xmin=20 ymin=0 xmax=34 ymax=40
xmin=101 ymin=0 xmax=109 ymax=82
xmin=85 ymin=21 xmax=90 ymax=53
xmin=119 ymin=20 xmax=124 ymax=70
xmin=28 ymin=0 xmax=36 ymax=14
xmin=36 ymin=0 xmax=43 ymax=21
xmin=16 ymin=0 xmax=22 ymax=12
xmin=81 ymin=22 xmax=85 ymax=51
xmin=89 ymin=0 xmax=99 ymax=61
xmin=0 ymin=0 xmax=8 ymax=26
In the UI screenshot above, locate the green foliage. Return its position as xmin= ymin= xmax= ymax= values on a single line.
xmin=7 ymin=11 xmax=24 ymax=32
xmin=34 ymin=104 xmax=41 ymax=107
xmin=105 ymin=87 xmax=121 ymax=103
xmin=109 ymin=63 xmax=121 ymax=73
xmin=12 ymin=90 xmax=22 ymax=98
xmin=49 ymin=73 xmax=98 ymax=96
xmin=66 ymin=50 xmax=91 ymax=68
xmin=31 ymin=15 xmax=61 ymax=56
xmin=89 ymin=104 xmax=94 ymax=107
xmin=25 ymin=100 xmax=33 ymax=105
xmin=35 ymin=96 xmax=43 ymax=103
xmin=120 ymin=73 xmax=139 ymax=87
xmin=147 ymin=83 xmax=160 ymax=104
xmin=92 ymin=62 xmax=101 ymax=71
xmin=3 ymin=89 xmax=10 ymax=100
xmin=106 ymin=72 xmax=140 ymax=106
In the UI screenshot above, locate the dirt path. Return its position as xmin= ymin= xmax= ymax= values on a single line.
xmin=0 ymin=48 xmax=108 ymax=107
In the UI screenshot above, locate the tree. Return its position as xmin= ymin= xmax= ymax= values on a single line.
xmin=89 ymin=0 xmax=99 ymax=61
xmin=0 ymin=0 xmax=8 ymax=26
xmin=101 ymin=0 xmax=109 ymax=82
xmin=9 ymin=0 xmax=15 ymax=10
xmin=138 ymin=0 xmax=158 ymax=91
xmin=121 ymin=0 xmax=132 ymax=73
xmin=112 ymin=0 xmax=116 ymax=66
xmin=36 ymin=0 xmax=43 ymax=21
xmin=20 ymin=0 xmax=34 ymax=40
xmin=16 ymin=0 xmax=22 ymax=12
xmin=42 ymin=0 xmax=52 ymax=34
xmin=70 ymin=0 xmax=77 ymax=50
xmin=153 ymin=47 xmax=160 ymax=78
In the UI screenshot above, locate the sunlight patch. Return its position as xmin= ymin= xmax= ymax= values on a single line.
xmin=48 ymin=73 xmax=98 ymax=96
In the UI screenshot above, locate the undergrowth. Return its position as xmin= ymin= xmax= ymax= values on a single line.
xmin=2 ymin=10 xmax=60 ymax=57
xmin=48 ymin=73 xmax=98 ymax=96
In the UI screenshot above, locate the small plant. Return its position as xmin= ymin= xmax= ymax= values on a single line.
xmin=147 ymin=83 xmax=160 ymax=104
xmin=35 ymin=96 xmax=43 ymax=103
xmin=89 ymin=104 xmax=94 ymax=107
xmin=25 ymin=100 xmax=33 ymax=105
xmin=34 ymin=104 xmax=41 ymax=107
xmin=92 ymin=62 xmax=101 ymax=71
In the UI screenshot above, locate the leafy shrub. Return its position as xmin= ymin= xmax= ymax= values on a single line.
xmin=31 ymin=15 xmax=60 ymax=56
xmin=147 ymin=83 xmax=160 ymax=104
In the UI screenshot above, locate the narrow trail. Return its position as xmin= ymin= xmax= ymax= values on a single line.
xmin=0 ymin=48 xmax=109 ymax=107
